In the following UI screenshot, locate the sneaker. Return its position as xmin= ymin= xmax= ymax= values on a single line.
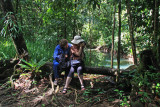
xmin=53 ymin=80 xmax=58 ymax=85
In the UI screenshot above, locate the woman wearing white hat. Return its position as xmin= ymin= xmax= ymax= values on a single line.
xmin=63 ymin=35 xmax=86 ymax=94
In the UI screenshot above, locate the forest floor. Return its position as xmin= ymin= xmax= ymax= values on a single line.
xmin=0 ymin=73 xmax=122 ymax=107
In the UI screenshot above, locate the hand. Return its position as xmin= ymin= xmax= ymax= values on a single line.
xmin=65 ymin=54 xmax=68 ymax=58
xmin=80 ymin=42 xmax=85 ymax=47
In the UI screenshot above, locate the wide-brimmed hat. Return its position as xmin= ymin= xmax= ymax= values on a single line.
xmin=71 ymin=35 xmax=84 ymax=44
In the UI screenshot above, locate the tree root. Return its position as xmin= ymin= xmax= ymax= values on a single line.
xmin=0 ymin=82 xmax=10 ymax=90
xmin=0 ymin=87 xmax=12 ymax=96
xmin=49 ymin=73 xmax=54 ymax=93
xmin=74 ymin=89 xmax=79 ymax=104
xmin=10 ymin=74 xmax=19 ymax=89
xmin=1 ymin=97 xmax=17 ymax=105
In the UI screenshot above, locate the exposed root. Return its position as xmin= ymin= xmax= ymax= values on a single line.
xmin=0 ymin=82 xmax=10 ymax=90
xmin=0 ymin=87 xmax=12 ymax=96
xmin=24 ymin=87 xmax=39 ymax=93
xmin=32 ymin=96 xmax=43 ymax=107
xmin=49 ymin=73 xmax=54 ymax=94
xmin=10 ymin=74 xmax=19 ymax=88
xmin=74 ymin=89 xmax=79 ymax=104
xmin=1 ymin=97 xmax=17 ymax=105
xmin=55 ymin=85 xmax=59 ymax=93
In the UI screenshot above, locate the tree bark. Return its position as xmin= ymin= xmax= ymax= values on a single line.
xmin=84 ymin=66 xmax=122 ymax=76
xmin=153 ymin=0 xmax=159 ymax=63
xmin=126 ymin=0 xmax=137 ymax=65
xmin=117 ymin=1 xmax=121 ymax=70
xmin=111 ymin=5 xmax=116 ymax=69
xmin=0 ymin=0 xmax=29 ymax=61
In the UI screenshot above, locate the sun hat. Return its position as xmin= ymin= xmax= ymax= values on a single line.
xmin=71 ymin=35 xmax=84 ymax=44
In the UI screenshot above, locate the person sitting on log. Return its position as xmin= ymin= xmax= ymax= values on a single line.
xmin=62 ymin=35 xmax=86 ymax=94
xmin=53 ymin=39 xmax=72 ymax=85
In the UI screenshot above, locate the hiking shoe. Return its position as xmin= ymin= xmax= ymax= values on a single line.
xmin=53 ymin=80 xmax=58 ymax=85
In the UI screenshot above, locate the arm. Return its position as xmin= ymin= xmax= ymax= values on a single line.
xmin=71 ymin=44 xmax=84 ymax=57
xmin=53 ymin=46 xmax=59 ymax=61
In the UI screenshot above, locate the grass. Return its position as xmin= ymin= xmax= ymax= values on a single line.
xmin=0 ymin=37 xmax=16 ymax=59
xmin=0 ymin=37 xmax=56 ymax=62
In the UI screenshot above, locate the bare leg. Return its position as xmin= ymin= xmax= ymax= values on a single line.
xmin=78 ymin=75 xmax=84 ymax=86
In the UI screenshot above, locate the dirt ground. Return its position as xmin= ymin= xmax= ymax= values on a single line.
xmin=0 ymin=74 xmax=121 ymax=107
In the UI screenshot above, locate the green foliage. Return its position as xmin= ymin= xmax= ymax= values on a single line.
xmin=0 ymin=12 xmax=22 ymax=38
xmin=155 ymin=83 xmax=160 ymax=96
xmin=26 ymin=38 xmax=55 ymax=62
xmin=0 ymin=37 xmax=16 ymax=59
xmin=138 ymin=91 xmax=151 ymax=103
xmin=18 ymin=58 xmax=46 ymax=78
xmin=0 ymin=0 xmax=159 ymax=67
xmin=130 ymin=67 xmax=160 ymax=104
xmin=114 ymin=89 xmax=130 ymax=107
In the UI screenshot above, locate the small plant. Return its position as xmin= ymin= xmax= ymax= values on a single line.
xmin=83 ymin=89 xmax=92 ymax=96
xmin=138 ymin=91 xmax=151 ymax=103
xmin=18 ymin=58 xmax=46 ymax=78
xmin=41 ymin=104 xmax=45 ymax=107
xmin=114 ymin=89 xmax=130 ymax=107
xmin=155 ymin=83 xmax=160 ymax=96
xmin=1 ymin=52 xmax=8 ymax=59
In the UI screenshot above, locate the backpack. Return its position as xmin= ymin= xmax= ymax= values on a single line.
xmin=58 ymin=54 xmax=70 ymax=69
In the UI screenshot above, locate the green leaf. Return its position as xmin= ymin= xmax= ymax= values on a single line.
xmin=20 ymin=59 xmax=33 ymax=67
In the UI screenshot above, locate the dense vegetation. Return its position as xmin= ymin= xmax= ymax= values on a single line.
xmin=0 ymin=0 xmax=159 ymax=63
xmin=0 ymin=0 xmax=160 ymax=107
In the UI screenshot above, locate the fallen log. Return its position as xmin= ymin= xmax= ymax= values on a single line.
xmin=84 ymin=66 xmax=129 ymax=76
xmin=40 ymin=62 xmax=130 ymax=76
xmin=0 ymin=60 xmax=132 ymax=84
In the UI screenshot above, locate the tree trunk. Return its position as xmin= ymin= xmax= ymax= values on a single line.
xmin=153 ymin=0 xmax=159 ymax=63
xmin=117 ymin=1 xmax=121 ymax=70
xmin=111 ymin=5 xmax=116 ymax=68
xmin=126 ymin=0 xmax=137 ymax=65
xmin=0 ymin=0 xmax=29 ymax=61
xmin=116 ymin=0 xmax=121 ymax=82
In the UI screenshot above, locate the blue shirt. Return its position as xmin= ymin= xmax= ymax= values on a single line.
xmin=53 ymin=43 xmax=72 ymax=63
